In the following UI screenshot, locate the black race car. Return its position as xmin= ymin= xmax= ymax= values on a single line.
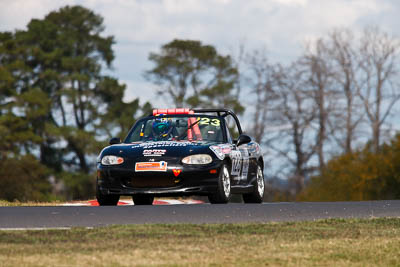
xmin=96 ymin=108 xmax=265 ymax=205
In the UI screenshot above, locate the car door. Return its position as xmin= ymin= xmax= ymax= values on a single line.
xmin=225 ymin=115 xmax=256 ymax=185
xmin=224 ymin=118 xmax=250 ymax=185
xmin=243 ymin=141 xmax=261 ymax=186
xmin=237 ymin=144 xmax=250 ymax=185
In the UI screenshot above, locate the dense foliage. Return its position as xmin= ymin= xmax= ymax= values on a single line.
xmin=0 ymin=6 xmax=149 ymax=201
xmin=298 ymin=134 xmax=400 ymax=201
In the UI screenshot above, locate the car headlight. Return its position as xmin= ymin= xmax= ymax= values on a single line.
xmin=101 ymin=155 xmax=124 ymax=165
xmin=182 ymin=154 xmax=212 ymax=165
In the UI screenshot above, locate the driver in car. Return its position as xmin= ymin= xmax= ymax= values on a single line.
xmin=151 ymin=116 xmax=175 ymax=141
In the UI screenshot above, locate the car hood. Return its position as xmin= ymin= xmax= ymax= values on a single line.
xmin=99 ymin=141 xmax=220 ymax=159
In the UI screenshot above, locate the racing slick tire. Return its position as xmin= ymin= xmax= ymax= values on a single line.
xmin=132 ymin=195 xmax=154 ymax=205
xmin=208 ymin=164 xmax=231 ymax=204
xmin=96 ymin=181 xmax=120 ymax=206
xmin=243 ymin=163 xmax=265 ymax=203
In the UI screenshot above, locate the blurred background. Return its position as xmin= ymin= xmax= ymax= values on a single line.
xmin=1 ymin=0 xmax=400 ymax=202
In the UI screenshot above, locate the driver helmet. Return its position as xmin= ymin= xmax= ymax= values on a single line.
xmin=152 ymin=115 xmax=173 ymax=138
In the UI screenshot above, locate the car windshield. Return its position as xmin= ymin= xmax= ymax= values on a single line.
xmin=125 ymin=115 xmax=224 ymax=143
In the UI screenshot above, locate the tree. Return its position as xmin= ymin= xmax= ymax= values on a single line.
xmin=243 ymin=49 xmax=324 ymax=194
xmin=0 ymin=30 xmax=50 ymax=157
xmin=245 ymin=49 xmax=279 ymax=144
xmin=300 ymin=39 xmax=338 ymax=171
xmin=239 ymin=26 xmax=400 ymax=201
xmin=357 ymin=26 xmax=400 ymax=152
xmin=325 ymin=29 xmax=363 ymax=154
xmin=21 ymin=5 xmax=116 ymax=173
xmin=146 ymin=39 xmax=243 ymax=113
xmin=0 ymin=5 xmax=148 ymax=200
xmin=0 ymin=31 xmax=53 ymax=202
xmin=269 ymin=63 xmax=318 ymax=194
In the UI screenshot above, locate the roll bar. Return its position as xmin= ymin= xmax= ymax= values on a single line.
xmin=150 ymin=108 xmax=242 ymax=135
xmin=192 ymin=109 xmax=242 ymax=135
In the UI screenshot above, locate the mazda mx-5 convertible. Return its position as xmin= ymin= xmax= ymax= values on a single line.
xmin=96 ymin=108 xmax=265 ymax=205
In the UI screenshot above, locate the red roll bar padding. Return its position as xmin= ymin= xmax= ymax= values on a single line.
xmin=153 ymin=108 xmax=191 ymax=116
xmin=187 ymin=110 xmax=202 ymax=141
xmin=187 ymin=118 xmax=194 ymax=140
xmin=192 ymin=121 xmax=202 ymax=141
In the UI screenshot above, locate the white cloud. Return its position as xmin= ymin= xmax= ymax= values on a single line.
xmin=273 ymin=0 xmax=308 ymax=5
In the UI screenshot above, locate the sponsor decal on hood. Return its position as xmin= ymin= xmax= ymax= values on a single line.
xmin=131 ymin=141 xmax=197 ymax=149
xmin=209 ymin=144 xmax=232 ymax=160
xmin=143 ymin=149 xmax=167 ymax=156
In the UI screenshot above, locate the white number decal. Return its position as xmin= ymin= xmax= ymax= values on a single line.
xmin=231 ymin=150 xmax=241 ymax=176
xmin=198 ymin=117 xmax=210 ymax=125
xmin=239 ymin=148 xmax=249 ymax=181
xmin=211 ymin=119 xmax=220 ymax=126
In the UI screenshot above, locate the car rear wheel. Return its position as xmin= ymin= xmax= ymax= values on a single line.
xmin=243 ymin=164 xmax=264 ymax=203
xmin=96 ymin=181 xmax=120 ymax=206
xmin=132 ymin=195 xmax=154 ymax=205
xmin=208 ymin=164 xmax=231 ymax=204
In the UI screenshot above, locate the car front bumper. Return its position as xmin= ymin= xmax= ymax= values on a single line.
xmin=97 ymin=160 xmax=223 ymax=196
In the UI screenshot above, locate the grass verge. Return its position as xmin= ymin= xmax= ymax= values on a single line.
xmin=1 ymin=218 xmax=400 ymax=266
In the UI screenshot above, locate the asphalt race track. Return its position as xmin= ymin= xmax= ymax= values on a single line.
xmin=1 ymin=200 xmax=399 ymax=229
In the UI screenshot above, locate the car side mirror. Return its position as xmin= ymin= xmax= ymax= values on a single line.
xmin=109 ymin=137 xmax=121 ymax=145
xmin=236 ymin=134 xmax=251 ymax=146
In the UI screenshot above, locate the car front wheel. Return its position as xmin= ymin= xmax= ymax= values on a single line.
xmin=96 ymin=181 xmax=120 ymax=206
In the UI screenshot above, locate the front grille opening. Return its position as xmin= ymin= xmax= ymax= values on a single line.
xmin=123 ymin=176 xmax=176 ymax=188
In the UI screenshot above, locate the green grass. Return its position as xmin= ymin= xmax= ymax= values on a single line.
xmin=1 ymin=218 xmax=400 ymax=266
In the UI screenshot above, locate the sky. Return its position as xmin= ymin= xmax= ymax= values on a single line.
xmin=1 ymin=0 xmax=399 ymax=107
